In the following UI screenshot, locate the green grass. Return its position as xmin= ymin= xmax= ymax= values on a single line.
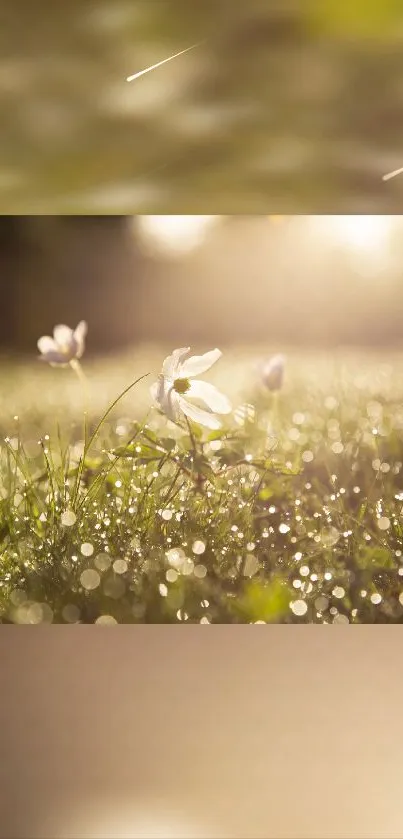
xmin=1 ymin=346 xmax=403 ymax=624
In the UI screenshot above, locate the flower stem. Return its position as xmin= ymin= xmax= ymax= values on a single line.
xmin=185 ymin=415 xmax=197 ymax=454
xmin=271 ymin=390 xmax=280 ymax=429
xmin=70 ymin=359 xmax=89 ymax=446
xmin=185 ymin=416 xmax=205 ymax=490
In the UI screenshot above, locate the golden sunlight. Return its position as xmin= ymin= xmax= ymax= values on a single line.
xmin=312 ymin=215 xmax=393 ymax=254
xmin=137 ymin=215 xmax=218 ymax=255
xmin=61 ymin=805 xmax=217 ymax=839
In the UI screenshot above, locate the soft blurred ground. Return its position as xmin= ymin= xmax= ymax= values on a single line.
xmin=1 ymin=346 xmax=402 ymax=432
xmin=3 ymin=1 xmax=403 ymax=212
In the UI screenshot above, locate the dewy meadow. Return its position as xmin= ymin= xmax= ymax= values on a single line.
xmin=1 ymin=215 xmax=403 ymax=625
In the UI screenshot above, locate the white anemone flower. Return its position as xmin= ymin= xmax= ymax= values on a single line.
xmin=261 ymin=354 xmax=285 ymax=391
xmin=150 ymin=347 xmax=232 ymax=430
xmin=37 ymin=321 xmax=87 ymax=366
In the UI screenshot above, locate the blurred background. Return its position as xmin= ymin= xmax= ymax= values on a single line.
xmin=1 ymin=212 xmax=403 ymax=426
xmin=1 ymin=214 xmax=403 ymax=352
xmin=3 ymin=0 xmax=403 ymax=212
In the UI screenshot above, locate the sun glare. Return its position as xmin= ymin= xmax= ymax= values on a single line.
xmin=137 ymin=215 xmax=218 ymax=256
xmin=314 ymin=215 xmax=393 ymax=254
xmin=61 ymin=806 xmax=216 ymax=839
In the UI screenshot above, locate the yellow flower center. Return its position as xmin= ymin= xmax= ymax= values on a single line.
xmin=173 ymin=377 xmax=190 ymax=394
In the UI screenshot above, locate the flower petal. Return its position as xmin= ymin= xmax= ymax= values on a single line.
xmin=151 ymin=376 xmax=180 ymax=422
xmin=164 ymin=388 xmax=181 ymax=423
xmin=40 ymin=350 xmax=71 ymax=365
xmin=162 ymin=347 xmax=191 ymax=379
xmin=37 ymin=336 xmax=57 ymax=355
xmin=187 ymin=380 xmax=232 ymax=414
xmin=53 ymin=324 xmax=74 ymax=349
xmin=179 ymin=348 xmax=222 ymax=378
xmin=262 ymin=354 xmax=285 ymax=391
xmin=73 ymin=321 xmax=88 ymax=358
xmin=178 ymin=396 xmax=222 ymax=429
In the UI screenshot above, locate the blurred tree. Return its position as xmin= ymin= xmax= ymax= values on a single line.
xmin=0 ymin=217 xmax=151 ymax=353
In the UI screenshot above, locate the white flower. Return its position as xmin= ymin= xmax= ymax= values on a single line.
xmin=150 ymin=347 xmax=232 ymax=430
xmin=261 ymin=354 xmax=285 ymax=391
xmin=37 ymin=322 xmax=87 ymax=366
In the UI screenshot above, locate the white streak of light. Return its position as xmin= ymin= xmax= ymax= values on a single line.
xmin=382 ymin=166 xmax=403 ymax=181
xmin=126 ymin=43 xmax=202 ymax=83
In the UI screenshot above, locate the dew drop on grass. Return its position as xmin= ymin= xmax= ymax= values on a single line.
xmin=61 ymin=510 xmax=77 ymax=527
xmin=162 ymin=509 xmax=173 ymax=521
xmin=166 ymin=547 xmax=185 ymax=569
xmin=192 ymin=540 xmax=206 ymax=555
xmin=279 ymin=523 xmax=290 ymax=534
xmin=80 ymin=569 xmax=100 ymax=590
xmin=302 ymin=450 xmax=313 ymax=463
xmin=94 ymin=553 xmax=112 ymax=572
xmin=399 ymin=593 xmax=403 ymax=605
xmin=159 ymin=583 xmax=168 ymax=597
xmin=243 ymin=554 xmax=260 ymax=577
xmin=95 ymin=615 xmax=118 ymax=625
xmin=194 ymin=564 xmax=207 ymax=579
xmin=81 ymin=542 xmax=94 ymax=557
xmin=332 ymin=586 xmax=345 ymax=599
xmin=181 ymin=558 xmax=195 ymax=576
xmin=333 ymin=614 xmax=349 ymax=624
xmin=62 ymin=604 xmax=80 ymax=623
xmin=113 ymin=558 xmax=128 ymax=574
xmin=370 ymin=593 xmax=382 ymax=605
xmin=290 ymin=599 xmax=308 ymax=616
xmin=321 ymin=527 xmax=340 ymax=547
xmin=166 ymin=569 xmax=178 ymax=583
xmin=15 ymin=602 xmax=54 ymax=625
xmin=377 ymin=517 xmax=390 ymax=531
xmin=10 ymin=588 xmax=27 ymax=606
xmin=315 ymin=596 xmax=329 ymax=612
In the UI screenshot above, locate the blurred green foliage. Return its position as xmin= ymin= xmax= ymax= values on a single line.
xmin=234 ymin=579 xmax=293 ymax=623
xmin=2 ymin=0 xmax=403 ymax=211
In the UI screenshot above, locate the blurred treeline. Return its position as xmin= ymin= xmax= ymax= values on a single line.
xmin=1 ymin=215 xmax=403 ymax=353
xmin=2 ymin=0 xmax=403 ymax=212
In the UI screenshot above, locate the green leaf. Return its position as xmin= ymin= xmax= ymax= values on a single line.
xmin=207 ymin=430 xmax=225 ymax=442
xmin=258 ymin=487 xmax=274 ymax=501
xmin=112 ymin=443 xmax=158 ymax=459
xmin=159 ymin=437 xmax=177 ymax=452
xmin=216 ymin=448 xmax=244 ymax=467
